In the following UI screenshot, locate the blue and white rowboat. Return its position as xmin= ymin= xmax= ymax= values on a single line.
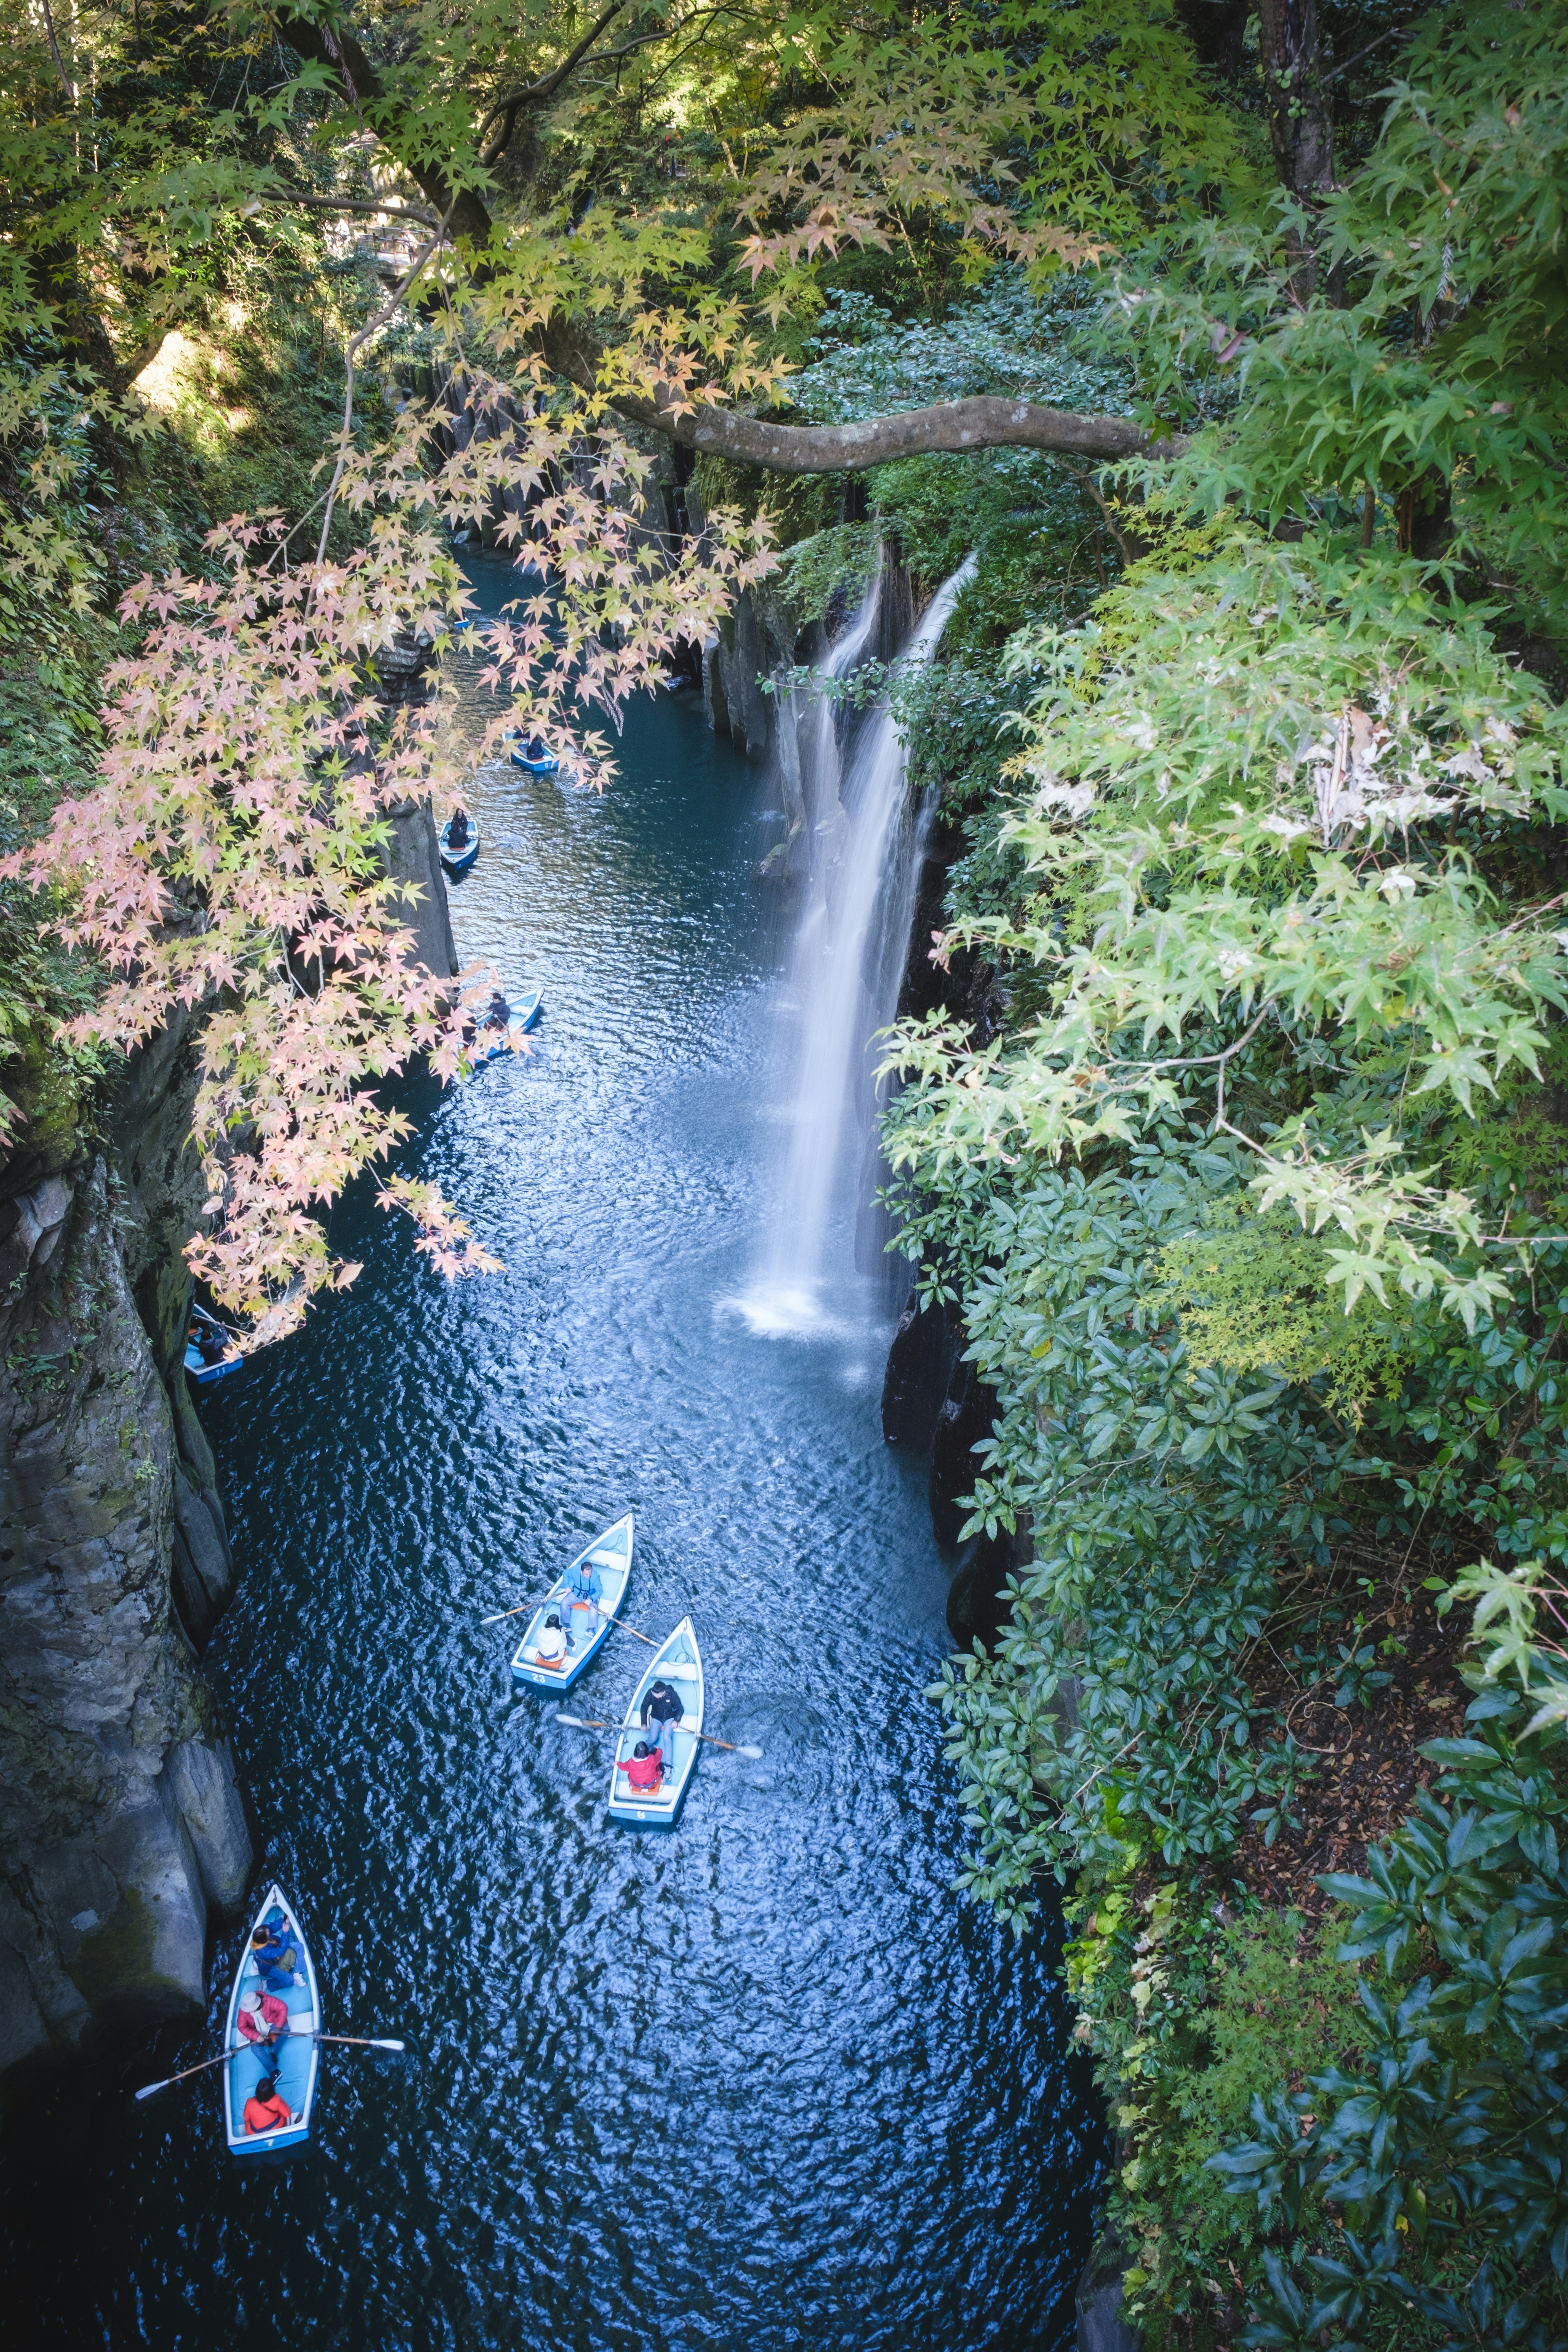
xmin=439 ymin=815 xmax=480 ymax=877
xmin=509 ymin=737 xmax=560 ymax=775
xmin=184 ymin=1303 xmax=243 ymax=1387
xmin=223 ymin=1882 xmax=320 ymax=2156
xmin=469 ymin=984 xmax=543 ymax=1064
xmin=607 ymin=1617 xmax=704 ymax=1827
xmin=511 ymin=1512 xmax=634 ymax=1691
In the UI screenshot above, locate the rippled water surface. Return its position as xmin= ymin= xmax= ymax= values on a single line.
xmin=2 ymin=557 xmax=1102 ymax=2348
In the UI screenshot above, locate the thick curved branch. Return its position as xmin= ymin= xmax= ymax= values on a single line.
xmin=615 ymin=391 xmax=1176 ymax=472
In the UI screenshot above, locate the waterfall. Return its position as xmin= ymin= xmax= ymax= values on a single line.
xmin=740 ymin=552 xmax=977 ymax=1335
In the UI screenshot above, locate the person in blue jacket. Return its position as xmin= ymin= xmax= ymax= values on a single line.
xmin=561 ymin=1551 xmax=604 ymax=1651
xmin=250 ymin=1917 xmax=299 ymax=1993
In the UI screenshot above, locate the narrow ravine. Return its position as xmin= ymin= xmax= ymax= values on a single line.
xmin=0 ymin=555 xmax=1102 ymax=2348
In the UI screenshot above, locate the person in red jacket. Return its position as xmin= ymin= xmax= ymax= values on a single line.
xmin=243 ymin=2076 xmax=294 ymax=2136
xmin=236 ymin=1987 xmax=290 ymax=2053
xmin=615 ymin=1740 xmax=664 ymax=1793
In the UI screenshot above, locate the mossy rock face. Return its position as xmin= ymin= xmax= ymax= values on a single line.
xmin=0 ymin=1156 xmax=247 ymax=2083
xmin=2 ymin=1018 xmax=91 ymax=1196
xmin=66 ymin=1887 xmax=167 ymax=2019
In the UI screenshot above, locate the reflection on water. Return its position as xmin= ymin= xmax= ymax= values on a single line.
xmin=0 ymin=553 xmax=1102 ymax=2348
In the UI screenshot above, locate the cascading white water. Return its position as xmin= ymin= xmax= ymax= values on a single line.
xmin=740 ymin=552 xmax=978 ymax=1335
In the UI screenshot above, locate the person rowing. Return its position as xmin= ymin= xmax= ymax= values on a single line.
xmin=641 ymin=1676 xmax=684 ymax=1780
xmin=448 ymin=805 xmax=470 ymax=849
xmin=191 ymin=1317 xmax=228 ymax=1366
xmin=236 ymin=1987 xmax=289 ymax=2054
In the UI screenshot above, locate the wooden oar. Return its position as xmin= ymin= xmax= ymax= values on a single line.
xmin=479 ymin=1590 xmax=557 ymax=1627
xmin=555 ymin=1712 xmax=763 ymax=1760
xmin=135 ymin=2033 xmax=404 ymax=2101
xmin=135 ymin=2048 xmax=234 ymax=2100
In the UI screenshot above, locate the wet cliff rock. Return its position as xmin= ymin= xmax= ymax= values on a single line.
xmin=383 ymin=794 xmax=459 ymax=983
xmin=0 ymin=1017 xmax=252 ymax=2102
xmin=702 ymin=584 xmax=800 ymax=759
xmin=881 ymin=1289 xmax=964 ymax=1452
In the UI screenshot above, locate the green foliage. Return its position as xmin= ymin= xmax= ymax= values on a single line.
xmin=1069 ymin=1893 xmax=1372 ymax=2339
xmin=1214 ymin=1705 xmax=1568 ymax=2350
xmin=773 ymin=521 xmax=881 ymax=624
xmin=885 ymin=518 xmax=1568 ymax=1328
xmin=1111 ymin=2 xmax=1568 ymax=619
xmin=1158 ymin=1199 xmax=1412 ymax=1417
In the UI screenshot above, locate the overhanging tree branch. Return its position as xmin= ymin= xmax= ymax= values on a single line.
xmin=268 ymin=7 xmax=1172 ymax=476
xmin=612 ymin=391 xmax=1173 ymax=471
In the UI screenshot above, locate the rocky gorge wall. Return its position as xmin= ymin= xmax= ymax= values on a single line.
xmin=0 ymin=792 xmax=452 ymax=2112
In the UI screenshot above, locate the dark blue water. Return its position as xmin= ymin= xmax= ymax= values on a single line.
xmin=1 ymin=565 xmax=1102 ymax=2346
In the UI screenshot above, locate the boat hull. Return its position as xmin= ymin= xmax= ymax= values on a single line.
xmin=511 ymin=1513 xmax=633 ymax=1690
xmin=510 ymin=748 xmax=560 ymax=774
xmin=223 ymin=1882 xmax=320 ymax=2155
xmin=439 ymin=820 xmax=480 ymax=878
xmin=607 ymin=1617 xmax=704 ymax=1826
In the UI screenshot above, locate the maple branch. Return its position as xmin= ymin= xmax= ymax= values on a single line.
xmin=38 ymin=0 xmax=73 ymax=96
xmin=316 ymin=199 xmax=459 ymax=566
xmin=270 ymin=9 xmax=1176 ymax=474
xmin=477 ymin=0 xmax=628 ymax=161
xmin=259 ymin=192 xmax=442 ymax=227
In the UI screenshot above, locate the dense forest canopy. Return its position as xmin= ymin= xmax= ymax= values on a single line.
xmin=8 ymin=1 xmax=1568 ymax=2339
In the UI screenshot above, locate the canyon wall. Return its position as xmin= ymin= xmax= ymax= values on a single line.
xmin=0 ymin=1016 xmax=250 ymax=2098
xmin=0 ymin=790 xmax=454 ymax=2109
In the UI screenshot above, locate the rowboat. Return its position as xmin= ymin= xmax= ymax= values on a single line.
xmin=509 ymin=737 xmax=560 ymax=775
xmin=439 ymin=815 xmax=480 ymax=877
xmin=468 ymin=984 xmax=543 ymax=1063
xmin=223 ymin=1882 xmax=320 ymax=2155
xmin=607 ymin=1617 xmax=704 ymax=1826
xmin=511 ymin=1512 xmax=634 ymax=1691
xmin=184 ymin=1303 xmax=243 ymax=1387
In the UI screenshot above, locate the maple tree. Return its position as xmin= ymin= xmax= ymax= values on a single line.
xmin=3 ymin=0 xmax=1228 ymax=1333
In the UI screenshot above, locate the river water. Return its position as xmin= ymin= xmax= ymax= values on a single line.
xmin=2 ymin=557 xmax=1102 ymax=2348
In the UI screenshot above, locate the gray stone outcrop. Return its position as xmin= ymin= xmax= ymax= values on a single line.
xmin=0 ymin=997 xmax=255 ymax=2103
xmin=702 ymin=584 xmax=800 ymax=757
xmin=382 ymin=794 xmax=459 ymax=983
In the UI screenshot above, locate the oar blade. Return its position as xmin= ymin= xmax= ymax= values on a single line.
xmin=134 ymin=2080 xmax=170 ymax=2101
xmin=369 ymin=2038 xmax=405 ymax=2051
xmin=737 ymin=1744 xmax=764 ymax=1759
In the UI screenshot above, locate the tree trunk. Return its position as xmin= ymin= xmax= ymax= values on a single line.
xmin=1256 ymin=0 xmax=1334 ymax=297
